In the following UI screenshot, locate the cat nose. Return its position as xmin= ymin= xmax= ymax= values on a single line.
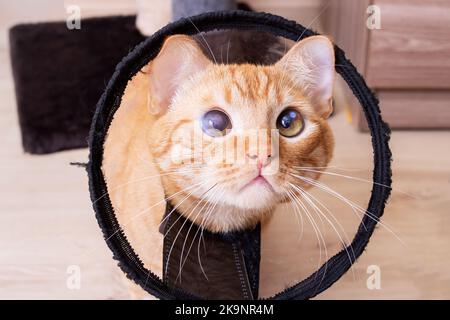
xmin=247 ymin=153 xmax=272 ymax=169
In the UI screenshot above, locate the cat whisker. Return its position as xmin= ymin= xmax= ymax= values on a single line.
xmin=297 ymin=184 xmax=355 ymax=252
xmin=160 ymin=180 xmax=214 ymax=236
xmin=196 ymin=188 xmax=224 ymax=280
xmin=284 ymin=193 xmax=304 ymax=243
xmin=293 ymin=167 xmax=417 ymax=199
xmin=289 ymin=182 xmax=356 ymax=280
xmin=291 ymin=173 xmax=406 ymax=246
xmin=164 ymin=182 xmax=218 ymax=280
xmin=177 ymin=185 xmax=224 ymax=281
xmin=193 ymin=194 xmax=217 ymax=281
xmin=289 ymin=170 xmax=370 ymax=226
xmin=92 ymin=167 xmax=205 ymax=205
xmin=287 ymin=188 xmax=328 ymax=275
xmin=288 ymin=186 xmax=329 ymax=285
xmin=150 ymin=155 xmax=207 ymax=163
xmin=142 ymin=269 xmax=152 ymax=294
xmin=109 ymin=179 xmax=215 ymax=277
xmin=151 ymin=152 xmax=209 ymax=163
xmin=282 ymin=167 xmax=367 ymax=229
xmin=78 ymin=178 xmax=212 ymax=260
xmin=176 ymin=185 xmax=220 ymax=281
xmin=171 ymin=169 xmax=245 ymax=281
xmin=294 ymin=165 xmax=365 ymax=172
xmin=294 ymin=187 xmax=330 ymax=281
xmin=297 ymin=0 xmax=332 ymax=43
xmin=116 ymin=179 xmax=212 ymax=242
xmin=163 ymin=192 xmax=211 ymax=281
xmin=186 ymin=17 xmax=217 ymax=64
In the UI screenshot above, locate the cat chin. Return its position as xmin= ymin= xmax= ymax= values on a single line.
xmin=223 ymin=185 xmax=278 ymax=211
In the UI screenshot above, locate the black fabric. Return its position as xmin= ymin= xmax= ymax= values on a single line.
xmin=87 ymin=10 xmax=392 ymax=300
xmin=194 ymin=29 xmax=285 ymax=65
xmin=9 ymin=16 xmax=146 ymax=154
xmin=162 ymin=203 xmax=260 ymax=299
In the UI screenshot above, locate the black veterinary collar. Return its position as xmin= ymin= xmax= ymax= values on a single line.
xmin=161 ymin=202 xmax=260 ymax=299
xmin=87 ymin=10 xmax=392 ymax=300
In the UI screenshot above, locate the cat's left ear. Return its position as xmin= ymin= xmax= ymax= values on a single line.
xmin=276 ymin=35 xmax=335 ymax=118
xmin=147 ymin=35 xmax=211 ymax=115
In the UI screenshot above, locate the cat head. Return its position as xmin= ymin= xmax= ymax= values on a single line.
xmin=146 ymin=35 xmax=335 ymax=233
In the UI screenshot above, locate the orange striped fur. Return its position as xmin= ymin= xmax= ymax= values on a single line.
xmin=102 ymin=35 xmax=335 ymax=297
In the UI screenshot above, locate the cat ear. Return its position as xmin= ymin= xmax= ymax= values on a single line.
xmin=148 ymin=35 xmax=210 ymax=114
xmin=276 ymin=36 xmax=335 ymax=118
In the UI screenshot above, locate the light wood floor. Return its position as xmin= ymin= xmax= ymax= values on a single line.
xmin=1 ymin=2 xmax=449 ymax=300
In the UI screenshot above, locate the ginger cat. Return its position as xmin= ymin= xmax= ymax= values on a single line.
xmin=102 ymin=34 xmax=335 ymax=298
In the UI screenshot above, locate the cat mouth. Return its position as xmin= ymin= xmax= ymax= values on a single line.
xmin=240 ymin=175 xmax=275 ymax=193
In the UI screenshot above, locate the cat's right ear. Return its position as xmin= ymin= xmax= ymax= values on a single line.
xmin=147 ymin=35 xmax=211 ymax=115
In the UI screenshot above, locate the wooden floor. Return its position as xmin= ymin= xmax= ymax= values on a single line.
xmin=1 ymin=2 xmax=450 ymax=300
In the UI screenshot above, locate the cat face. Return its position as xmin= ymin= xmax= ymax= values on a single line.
xmin=147 ymin=35 xmax=335 ymax=232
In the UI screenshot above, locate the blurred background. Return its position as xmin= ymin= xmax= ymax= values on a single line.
xmin=0 ymin=0 xmax=449 ymax=299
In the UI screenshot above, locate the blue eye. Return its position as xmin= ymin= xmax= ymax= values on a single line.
xmin=276 ymin=108 xmax=304 ymax=137
xmin=201 ymin=110 xmax=232 ymax=137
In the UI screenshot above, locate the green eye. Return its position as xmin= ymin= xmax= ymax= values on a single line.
xmin=276 ymin=108 xmax=304 ymax=137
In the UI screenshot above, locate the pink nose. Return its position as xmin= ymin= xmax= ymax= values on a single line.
xmin=247 ymin=153 xmax=272 ymax=169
